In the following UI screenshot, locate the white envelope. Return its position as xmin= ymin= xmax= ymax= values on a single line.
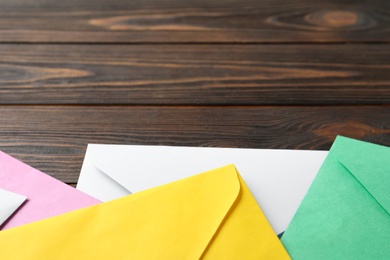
xmin=0 ymin=188 xmax=26 ymax=227
xmin=77 ymin=145 xmax=327 ymax=234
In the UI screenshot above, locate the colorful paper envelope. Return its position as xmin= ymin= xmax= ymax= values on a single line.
xmin=77 ymin=144 xmax=327 ymax=235
xmin=0 ymin=164 xmax=290 ymax=259
xmin=281 ymin=136 xmax=390 ymax=259
xmin=0 ymin=151 xmax=100 ymax=230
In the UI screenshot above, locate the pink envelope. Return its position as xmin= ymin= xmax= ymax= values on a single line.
xmin=0 ymin=151 xmax=100 ymax=230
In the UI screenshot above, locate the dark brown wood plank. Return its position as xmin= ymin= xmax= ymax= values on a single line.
xmin=0 ymin=105 xmax=388 ymax=183
xmin=0 ymin=44 xmax=389 ymax=105
xmin=0 ymin=0 xmax=388 ymax=42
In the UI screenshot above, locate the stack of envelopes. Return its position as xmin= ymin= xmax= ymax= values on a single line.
xmin=0 ymin=136 xmax=388 ymax=259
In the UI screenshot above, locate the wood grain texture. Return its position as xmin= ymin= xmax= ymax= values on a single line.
xmin=0 ymin=0 xmax=388 ymax=42
xmin=0 ymin=44 xmax=389 ymax=105
xmin=0 ymin=105 xmax=388 ymax=183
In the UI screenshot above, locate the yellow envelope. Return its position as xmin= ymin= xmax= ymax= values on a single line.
xmin=0 ymin=164 xmax=289 ymax=259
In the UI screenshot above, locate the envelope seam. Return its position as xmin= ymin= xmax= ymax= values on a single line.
xmin=339 ymin=161 xmax=390 ymax=217
xmin=199 ymin=170 xmax=241 ymax=259
xmin=93 ymin=165 xmax=132 ymax=193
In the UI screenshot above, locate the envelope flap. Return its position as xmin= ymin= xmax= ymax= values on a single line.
xmin=183 ymin=164 xmax=242 ymax=257
xmin=334 ymin=136 xmax=390 ymax=215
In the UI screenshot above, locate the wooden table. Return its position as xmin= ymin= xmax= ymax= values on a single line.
xmin=0 ymin=0 xmax=389 ymax=186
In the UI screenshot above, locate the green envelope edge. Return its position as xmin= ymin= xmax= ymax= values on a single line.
xmin=281 ymin=136 xmax=390 ymax=260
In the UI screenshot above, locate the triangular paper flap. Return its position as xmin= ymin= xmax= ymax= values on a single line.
xmin=0 ymin=189 xmax=26 ymax=226
xmin=0 ymin=165 xmax=240 ymax=259
xmin=334 ymin=136 xmax=390 ymax=216
xmin=203 ymin=172 xmax=290 ymax=259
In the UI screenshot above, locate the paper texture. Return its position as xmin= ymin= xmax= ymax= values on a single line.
xmin=281 ymin=136 xmax=390 ymax=259
xmin=0 ymin=151 xmax=100 ymax=230
xmin=77 ymin=144 xmax=327 ymax=234
xmin=0 ymin=188 xmax=26 ymax=227
xmin=0 ymin=165 xmax=290 ymax=259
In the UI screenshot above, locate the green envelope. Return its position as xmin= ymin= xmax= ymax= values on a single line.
xmin=281 ymin=136 xmax=390 ymax=259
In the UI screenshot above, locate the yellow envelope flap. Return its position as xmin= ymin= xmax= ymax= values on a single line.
xmin=334 ymin=136 xmax=390 ymax=216
xmin=0 ymin=165 xmax=257 ymax=259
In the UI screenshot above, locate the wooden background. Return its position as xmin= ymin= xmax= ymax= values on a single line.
xmin=0 ymin=0 xmax=389 ymax=185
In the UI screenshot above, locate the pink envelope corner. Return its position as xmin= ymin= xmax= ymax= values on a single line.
xmin=0 ymin=150 xmax=100 ymax=230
